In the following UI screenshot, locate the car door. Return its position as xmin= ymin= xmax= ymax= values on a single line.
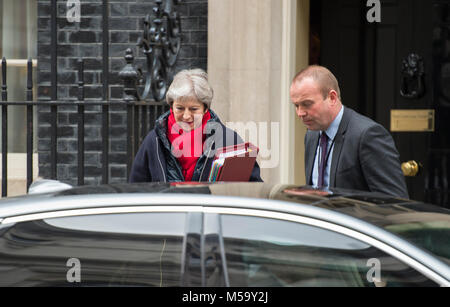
xmin=0 ymin=211 xmax=189 ymax=286
xmin=215 ymin=213 xmax=443 ymax=287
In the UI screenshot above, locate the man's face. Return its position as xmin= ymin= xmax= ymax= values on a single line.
xmin=290 ymin=78 xmax=334 ymax=131
xmin=172 ymin=99 xmax=206 ymax=132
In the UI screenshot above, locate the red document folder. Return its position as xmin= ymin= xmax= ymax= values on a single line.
xmin=209 ymin=142 xmax=259 ymax=182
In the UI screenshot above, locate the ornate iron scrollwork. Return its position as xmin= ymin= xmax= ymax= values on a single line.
xmin=121 ymin=0 xmax=181 ymax=102
xmin=400 ymin=53 xmax=425 ymax=99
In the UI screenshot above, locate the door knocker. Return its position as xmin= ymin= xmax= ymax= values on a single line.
xmin=400 ymin=53 xmax=425 ymax=99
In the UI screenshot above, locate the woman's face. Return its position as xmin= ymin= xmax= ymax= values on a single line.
xmin=172 ymin=99 xmax=207 ymax=132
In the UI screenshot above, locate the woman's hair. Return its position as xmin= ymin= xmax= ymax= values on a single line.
xmin=166 ymin=68 xmax=214 ymax=109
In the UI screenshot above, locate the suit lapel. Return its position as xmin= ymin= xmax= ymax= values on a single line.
xmin=329 ymin=107 xmax=352 ymax=187
xmin=305 ymin=130 xmax=320 ymax=185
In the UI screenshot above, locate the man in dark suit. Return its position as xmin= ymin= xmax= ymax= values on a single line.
xmin=290 ymin=65 xmax=408 ymax=198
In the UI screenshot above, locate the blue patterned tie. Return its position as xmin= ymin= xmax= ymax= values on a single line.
xmin=317 ymin=132 xmax=329 ymax=187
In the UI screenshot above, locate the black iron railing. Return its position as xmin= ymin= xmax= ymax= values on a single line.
xmin=0 ymin=56 xmax=169 ymax=197
xmin=1 ymin=58 xmax=35 ymax=196
xmin=0 ymin=0 xmax=181 ymax=197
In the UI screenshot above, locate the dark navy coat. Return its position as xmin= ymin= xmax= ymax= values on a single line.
xmin=129 ymin=110 xmax=263 ymax=183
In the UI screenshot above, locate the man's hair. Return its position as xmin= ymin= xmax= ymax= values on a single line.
xmin=166 ymin=68 xmax=214 ymax=109
xmin=292 ymin=65 xmax=341 ymax=100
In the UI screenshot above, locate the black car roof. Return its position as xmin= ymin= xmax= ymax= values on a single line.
xmin=48 ymin=182 xmax=450 ymax=218
xmin=2 ymin=182 xmax=449 ymax=226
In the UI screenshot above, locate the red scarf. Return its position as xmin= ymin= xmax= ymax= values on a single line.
xmin=167 ymin=110 xmax=211 ymax=181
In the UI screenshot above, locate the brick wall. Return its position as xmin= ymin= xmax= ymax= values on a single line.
xmin=36 ymin=0 xmax=207 ymax=186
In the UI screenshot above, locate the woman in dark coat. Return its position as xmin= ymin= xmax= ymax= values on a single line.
xmin=129 ymin=69 xmax=262 ymax=183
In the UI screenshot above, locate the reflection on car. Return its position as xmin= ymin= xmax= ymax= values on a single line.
xmin=0 ymin=181 xmax=448 ymax=287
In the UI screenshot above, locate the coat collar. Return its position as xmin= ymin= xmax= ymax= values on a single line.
xmin=329 ymin=106 xmax=353 ymax=186
xmin=305 ymin=130 xmax=319 ymax=185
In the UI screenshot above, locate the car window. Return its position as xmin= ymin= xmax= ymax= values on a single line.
xmin=45 ymin=212 xmax=186 ymax=236
xmin=0 ymin=213 xmax=186 ymax=287
xmin=221 ymin=215 xmax=439 ymax=287
xmin=385 ymin=219 xmax=450 ymax=265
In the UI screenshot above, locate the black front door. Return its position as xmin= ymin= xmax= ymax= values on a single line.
xmin=312 ymin=0 xmax=450 ymax=207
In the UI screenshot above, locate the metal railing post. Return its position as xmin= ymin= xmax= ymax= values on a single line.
xmin=50 ymin=0 xmax=58 ymax=179
xmin=102 ymin=0 xmax=110 ymax=184
xmin=26 ymin=58 xmax=34 ymax=191
xmin=77 ymin=59 xmax=85 ymax=186
xmin=119 ymin=49 xmax=140 ymax=179
xmin=1 ymin=57 xmax=8 ymax=197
